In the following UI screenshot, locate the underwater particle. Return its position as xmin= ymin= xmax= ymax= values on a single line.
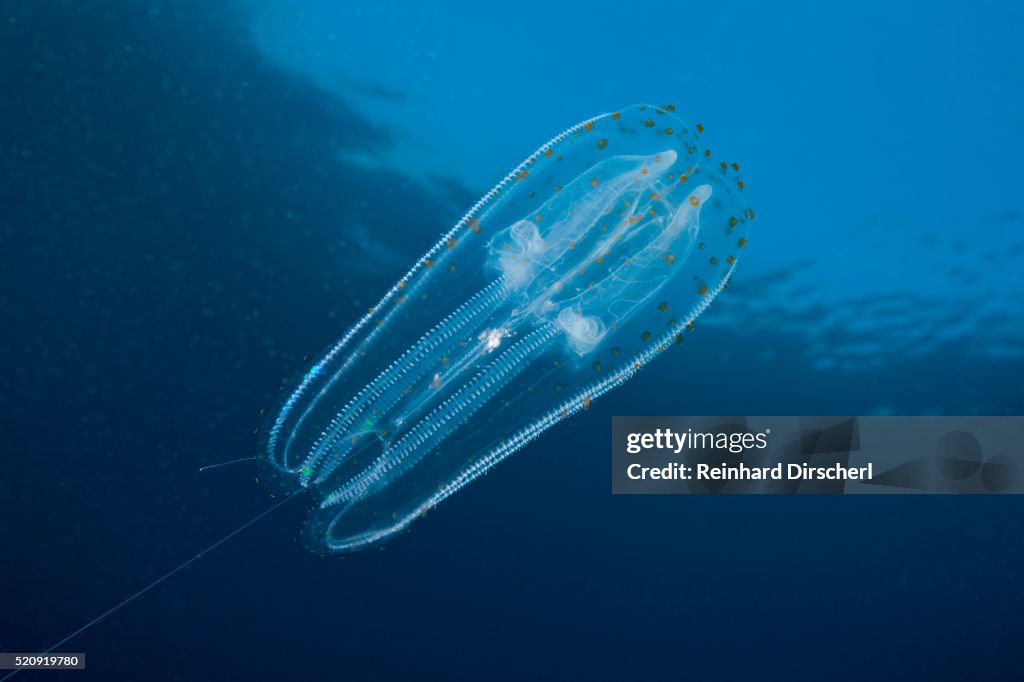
xmin=657 ymin=301 xmax=668 ymax=312
xmin=641 ymin=331 xmax=652 ymax=342
xmin=664 ymin=253 xmax=676 ymax=264
xmin=596 ymin=139 xmax=608 ymax=150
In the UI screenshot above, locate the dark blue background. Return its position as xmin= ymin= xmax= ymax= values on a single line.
xmin=1 ymin=1 xmax=1021 ymax=680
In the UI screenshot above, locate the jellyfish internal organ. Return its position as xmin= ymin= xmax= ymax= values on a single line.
xmin=259 ymin=104 xmax=752 ymax=553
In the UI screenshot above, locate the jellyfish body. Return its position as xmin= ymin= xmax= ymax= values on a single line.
xmin=258 ymin=104 xmax=752 ymax=553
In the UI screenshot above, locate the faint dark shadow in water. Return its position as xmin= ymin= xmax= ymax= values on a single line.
xmin=704 ymin=224 xmax=1024 ymax=373
xmin=0 ymin=1 xmax=479 ymax=661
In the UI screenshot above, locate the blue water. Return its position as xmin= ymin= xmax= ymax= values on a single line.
xmin=1 ymin=1 xmax=1021 ymax=680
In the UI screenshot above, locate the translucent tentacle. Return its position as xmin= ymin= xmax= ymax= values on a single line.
xmin=321 ymin=324 xmax=559 ymax=507
xmin=300 ymin=280 xmax=508 ymax=485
